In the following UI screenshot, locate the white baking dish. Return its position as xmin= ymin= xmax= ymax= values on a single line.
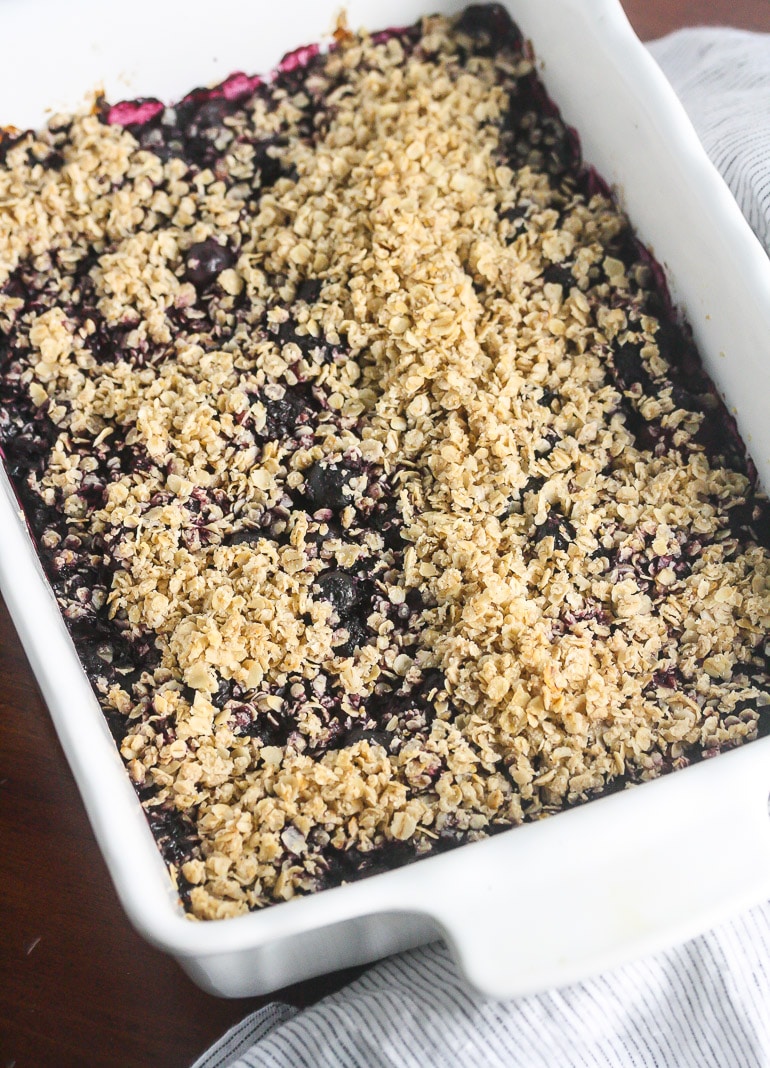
xmin=2 ymin=0 xmax=770 ymax=1000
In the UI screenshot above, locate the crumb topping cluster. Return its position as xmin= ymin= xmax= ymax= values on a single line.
xmin=1 ymin=6 xmax=769 ymax=919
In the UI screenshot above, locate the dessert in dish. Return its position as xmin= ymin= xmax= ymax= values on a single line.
xmin=1 ymin=5 xmax=769 ymax=920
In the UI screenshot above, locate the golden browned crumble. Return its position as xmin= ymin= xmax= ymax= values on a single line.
xmin=1 ymin=6 xmax=769 ymax=919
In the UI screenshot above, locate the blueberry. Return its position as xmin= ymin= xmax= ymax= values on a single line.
xmin=192 ymin=98 xmax=232 ymax=131
xmin=365 ymin=689 xmax=414 ymax=723
xmin=611 ymin=341 xmax=654 ymax=394
xmin=228 ymin=703 xmax=256 ymax=734
xmin=253 ymin=143 xmax=284 ymax=188
xmin=212 ymin=675 xmax=235 ymax=708
xmin=651 ymin=668 xmax=681 ymax=691
xmin=455 ymin=4 xmax=522 ymax=53
xmin=563 ymin=604 xmax=608 ymax=627
xmin=505 ymin=72 xmax=546 ymax=130
xmin=726 ymin=499 xmax=770 ymax=550
xmin=607 ymin=228 xmax=641 ymax=269
xmin=523 ymin=474 xmax=546 ymax=498
xmin=370 ymin=499 xmax=405 ymax=549
xmin=144 ymin=803 xmax=200 ymax=867
xmin=174 ymin=94 xmax=237 ymax=163
xmin=42 ymin=149 xmax=65 ymax=171
xmin=334 ymin=616 xmax=370 ymax=656
xmin=535 ymin=428 xmax=560 ymax=456
xmin=304 ymin=461 xmax=354 ymax=512
xmin=339 ymin=727 xmax=393 ymax=749
xmin=546 ymin=126 xmax=579 ymax=177
xmin=136 ymin=124 xmax=177 ymax=162
xmin=418 ymin=668 xmax=445 ymax=699
xmin=321 ymin=839 xmax=416 ymax=888
xmin=241 ymin=704 xmax=295 ymax=745
xmin=315 ymin=569 xmax=360 ymax=617
xmin=226 ymin=526 xmax=266 ymax=546
xmin=296 ymin=278 xmax=323 ymax=303
xmin=0 ymin=128 xmax=23 ymax=166
xmin=262 ymin=385 xmax=317 ymax=439
xmin=405 ymin=587 xmax=424 ymax=612
xmin=669 ymin=384 xmax=701 ymax=414
xmin=533 ymin=508 xmax=575 ymax=551
xmin=502 ymin=203 xmax=528 ymax=226
xmin=185 ymin=239 xmax=235 ymax=288
xmin=653 ymin=319 xmax=687 ymax=364
xmin=693 ymin=413 xmax=734 ymax=465
xmin=379 ymin=521 xmax=405 ymax=551
xmin=541 ymin=263 xmax=573 ymax=290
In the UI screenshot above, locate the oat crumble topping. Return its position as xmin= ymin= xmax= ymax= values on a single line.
xmin=1 ymin=6 xmax=769 ymax=919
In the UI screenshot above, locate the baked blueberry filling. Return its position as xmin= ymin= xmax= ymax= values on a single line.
xmin=1 ymin=6 xmax=769 ymax=918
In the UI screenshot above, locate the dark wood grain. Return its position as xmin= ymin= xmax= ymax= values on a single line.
xmin=2 ymin=2 xmax=768 ymax=1066
xmin=622 ymin=0 xmax=770 ymax=39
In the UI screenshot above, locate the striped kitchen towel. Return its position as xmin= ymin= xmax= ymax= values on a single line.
xmin=191 ymin=27 xmax=770 ymax=1068
xmin=193 ymin=903 xmax=770 ymax=1068
xmin=648 ymin=27 xmax=770 ymax=254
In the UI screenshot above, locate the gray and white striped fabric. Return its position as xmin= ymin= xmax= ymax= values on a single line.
xmin=192 ymin=29 xmax=770 ymax=1068
xmin=194 ymin=905 xmax=770 ymax=1068
xmin=648 ymin=28 xmax=770 ymax=255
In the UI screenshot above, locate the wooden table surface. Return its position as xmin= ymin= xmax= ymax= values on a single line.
xmin=2 ymin=3 xmax=768 ymax=1066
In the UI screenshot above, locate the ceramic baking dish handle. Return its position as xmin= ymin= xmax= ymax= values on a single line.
xmin=421 ymin=740 xmax=770 ymax=998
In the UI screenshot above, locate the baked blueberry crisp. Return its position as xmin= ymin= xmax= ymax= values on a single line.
xmin=1 ymin=6 xmax=769 ymax=919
